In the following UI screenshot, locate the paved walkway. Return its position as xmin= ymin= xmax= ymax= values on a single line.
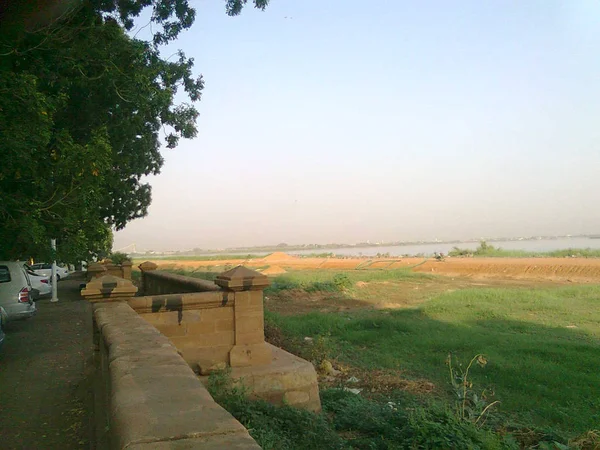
xmin=0 ymin=275 xmax=94 ymax=449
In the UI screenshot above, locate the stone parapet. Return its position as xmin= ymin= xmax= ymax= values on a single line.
xmin=93 ymin=302 xmax=260 ymax=449
xmin=139 ymin=267 xmax=220 ymax=296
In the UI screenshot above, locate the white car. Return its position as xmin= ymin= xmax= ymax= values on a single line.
xmin=30 ymin=263 xmax=69 ymax=281
xmin=0 ymin=261 xmax=37 ymax=321
xmin=23 ymin=264 xmax=51 ymax=298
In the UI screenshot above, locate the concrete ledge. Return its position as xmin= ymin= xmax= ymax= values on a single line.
xmin=128 ymin=292 xmax=234 ymax=314
xmin=200 ymin=344 xmax=321 ymax=412
xmin=144 ymin=271 xmax=220 ymax=294
xmin=93 ymin=302 xmax=260 ymax=449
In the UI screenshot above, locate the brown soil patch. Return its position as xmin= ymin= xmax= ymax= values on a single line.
xmin=143 ymin=256 xmax=600 ymax=282
xmin=319 ymin=367 xmax=436 ymax=396
xmin=264 ymin=322 xmax=436 ymax=397
xmin=261 ymin=252 xmax=298 ymax=263
xmin=265 ymin=289 xmax=370 ymax=315
xmin=409 ymin=257 xmax=600 ymax=282
xmin=261 ymin=265 xmax=287 ymax=275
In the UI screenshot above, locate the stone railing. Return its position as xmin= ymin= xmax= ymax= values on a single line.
xmin=133 ymin=262 xmax=272 ymax=370
xmin=92 ymin=301 xmax=260 ymax=449
xmin=138 ymin=261 xmax=220 ymax=296
xmin=82 ymin=264 xmax=320 ymax=418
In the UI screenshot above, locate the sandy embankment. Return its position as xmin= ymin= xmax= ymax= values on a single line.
xmin=144 ymin=252 xmax=600 ymax=282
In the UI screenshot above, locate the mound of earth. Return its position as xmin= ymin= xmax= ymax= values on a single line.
xmin=261 ymin=265 xmax=287 ymax=275
xmin=262 ymin=252 xmax=297 ymax=262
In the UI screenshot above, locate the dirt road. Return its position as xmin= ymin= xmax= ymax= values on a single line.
xmin=0 ymin=277 xmax=93 ymax=449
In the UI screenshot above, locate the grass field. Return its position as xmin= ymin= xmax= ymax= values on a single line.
xmin=263 ymin=270 xmax=600 ymax=440
xmin=158 ymin=266 xmax=600 ymax=447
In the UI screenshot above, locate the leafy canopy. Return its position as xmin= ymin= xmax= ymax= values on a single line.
xmin=0 ymin=0 xmax=268 ymax=262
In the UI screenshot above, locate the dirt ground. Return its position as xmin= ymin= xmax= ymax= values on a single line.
xmin=0 ymin=276 xmax=93 ymax=450
xmin=147 ymin=253 xmax=600 ymax=283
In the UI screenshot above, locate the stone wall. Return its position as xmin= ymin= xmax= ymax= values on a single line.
xmin=92 ymin=301 xmax=260 ymax=449
xmin=135 ymin=264 xmax=272 ymax=372
xmin=128 ymin=292 xmax=236 ymax=370
xmin=83 ymin=265 xmax=321 ymax=414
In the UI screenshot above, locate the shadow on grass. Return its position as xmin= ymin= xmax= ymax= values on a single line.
xmin=267 ymin=307 xmax=600 ymax=437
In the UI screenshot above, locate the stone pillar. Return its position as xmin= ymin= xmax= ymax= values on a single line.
xmin=81 ymin=275 xmax=138 ymax=303
xmin=87 ymin=262 xmax=107 ymax=281
xmin=215 ymin=266 xmax=272 ymax=367
xmin=104 ymin=263 xmax=121 ymax=277
xmin=138 ymin=261 xmax=158 ymax=295
xmin=121 ymin=261 xmax=133 ymax=280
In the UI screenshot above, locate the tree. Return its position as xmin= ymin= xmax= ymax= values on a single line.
xmin=0 ymin=0 xmax=269 ymax=262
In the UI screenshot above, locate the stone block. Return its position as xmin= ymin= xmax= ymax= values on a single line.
xmin=198 ymin=361 xmax=227 ymax=376
xmin=234 ymin=330 xmax=264 ymax=345
xmin=196 ymin=331 xmax=235 ymax=347
xmin=215 ymin=318 xmax=234 ymax=332
xmin=199 ymin=307 xmax=234 ymax=322
xmin=229 ymin=343 xmax=272 ymax=367
xmin=155 ymin=323 xmax=187 ymax=337
xmin=283 ymin=390 xmax=310 ymax=405
xmin=235 ymin=316 xmax=264 ymax=334
xmin=215 ymin=344 xmax=321 ymax=412
xmin=185 ymin=321 xmax=216 ymax=336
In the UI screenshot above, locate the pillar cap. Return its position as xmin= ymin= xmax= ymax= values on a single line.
xmin=81 ymin=275 xmax=138 ymax=302
xmin=139 ymin=261 xmax=158 ymax=271
xmin=215 ymin=266 xmax=270 ymax=291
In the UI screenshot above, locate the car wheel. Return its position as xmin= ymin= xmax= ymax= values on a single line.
xmin=56 ymin=274 xmax=61 ymax=282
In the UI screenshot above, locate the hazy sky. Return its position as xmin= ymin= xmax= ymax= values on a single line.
xmin=113 ymin=0 xmax=600 ymax=252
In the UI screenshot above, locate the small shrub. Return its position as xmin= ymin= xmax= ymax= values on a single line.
xmin=266 ymin=277 xmax=301 ymax=293
xmin=449 ymin=246 xmax=473 ymax=257
xmin=333 ymin=273 xmax=352 ymax=291
xmin=109 ymin=252 xmax=131 ymax=265
xmin=304 ymin=280 xmax=337 ymax=293
xmin=447 ymin=353 xmax=499 ymax=426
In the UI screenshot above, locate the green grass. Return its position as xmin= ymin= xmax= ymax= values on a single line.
xmin=208 ymin=369 xmax=509 ymax=450
xmin=266 ymin=284 xmax=600 ymax=438
xmin=449 ymin=241 xmax=600 ymax=258
xmin=266 ymin=268 xmax=433 ymax=294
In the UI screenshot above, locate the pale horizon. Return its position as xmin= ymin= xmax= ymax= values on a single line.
xmin=114 ymin=0 xmax=600 ymax=253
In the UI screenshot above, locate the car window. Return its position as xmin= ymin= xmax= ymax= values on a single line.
xmin=0 ymin=266 xmax=11 ymax=283
xmin=22 ymin=268 xmax=31 ymax=286
xmin=42 ymin=263 xmax=52 ymax=270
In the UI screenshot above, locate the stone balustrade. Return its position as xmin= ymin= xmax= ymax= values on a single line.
xmin=82 ymin=262 xmax=321 ymax=426
xmin=92 ymin=301 xmax=260 ymax=449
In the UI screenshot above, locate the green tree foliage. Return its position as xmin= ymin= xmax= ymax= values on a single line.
xmin=0 ymin=0 xmax=268 ymax=262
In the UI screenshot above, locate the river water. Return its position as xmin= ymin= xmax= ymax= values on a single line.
xmin=287 ymin=237 xmax=600 ymax=257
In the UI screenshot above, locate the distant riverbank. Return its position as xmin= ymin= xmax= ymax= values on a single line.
xmin=137 ymin=237 xmax=600 ymax=259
